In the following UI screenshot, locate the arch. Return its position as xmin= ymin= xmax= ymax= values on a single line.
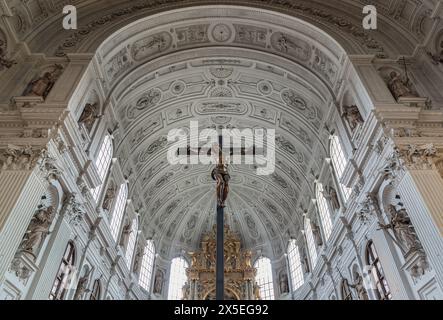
xmin=254 ymin=256 xmax=275 ymax=300
xmin=167 ymin=256 xmax=189 ymax=300
xmin=51 ymin=4 xmax=381 ymax=261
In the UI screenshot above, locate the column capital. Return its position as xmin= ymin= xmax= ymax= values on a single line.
xmin=0 ymin=144 xmax=45 ymax=171
xmin=397 ymin=143 xmax=440 ymax=170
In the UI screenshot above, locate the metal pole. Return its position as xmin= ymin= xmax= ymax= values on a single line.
xmin=216 ymin=134 xmax=224 ymax=300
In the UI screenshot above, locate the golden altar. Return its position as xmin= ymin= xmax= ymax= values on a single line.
xmin=182 ymin=225 xmax=260 ymax=300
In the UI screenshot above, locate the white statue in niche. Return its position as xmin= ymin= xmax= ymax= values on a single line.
xmin=20 ymin=206 xmax=55 ymax=257
xmin=387 ymin=71 xmax=418 ymax=101
xmin=379 ymin=205 xmax=422 ymax=254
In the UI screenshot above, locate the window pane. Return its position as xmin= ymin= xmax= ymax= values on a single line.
xmin=305 ymin=219 xmax=318 ymax=267
xmin=139 ymin=241 xmax=155 ymax=291
xmin=330 ymin=135 xmax=352 ymax=201
xmin=110 ymin=184 xmax=128 ymax=240
xmin=316 ymin=183 xmax=333 ymax=240
xmin=255 ymin=257 xmax=275 ymax=300
xmin=287 ymin=240 xmax=304 ymax=290
xmin=125 ymin=218 xmax=138 ymax=269
xmin=167 ymin=257 xmax=188 ymax=300
xmin=91 ymin=135 xmax=113 ymax=201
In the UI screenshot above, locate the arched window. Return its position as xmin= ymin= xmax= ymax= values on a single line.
xmin=90 ymin=279 xmax=101 ymax=300
xmin=254 ymin=257 xmax=275 ymax=300
xmin=110 ymin=184 xmax=128 ymax=241
xmin=125 ymin=218 xmax=138 ymax=269
xmin=50 ymin=241 xmax=76 ymax=300
xmin=139 ymin=240 xmax=155 ymax=291
xmin=167 ymin=257 xmax=189 ymax=300
xmin=305 ymin=218 xmax=318 ymax=267
xmin=91 ymin=135 xmax=113 ymax=201
xmin=287 ymin=239 xmax=304 ymax=291
xmin=366 ymin=241 xmax=392 ymax=300
xmin=341 ymin=279 xmax=353 ymax=300
xmin=316 ymin=183 xmax=333 ymax=240
xmin=330 ymin=135 xmax=352 ymax=201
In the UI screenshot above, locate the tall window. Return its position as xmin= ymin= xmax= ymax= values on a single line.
xmin=168 ymin=257 xmax=189 ymax=300
xmin=90 ymin=280 xmax=101 ymax=300
xmin=330 ymin=135 xmax=352 ymax=201
xmin=125 ymin=218 xmax=138 ymax=269
xmin=366 ymin=241 xmax=392 ymax=300
xmin=287 ymin=240 xmax=304 ymax=291
xmin=316 ymin=183 xmax=333 ymax=241
xmin=139 ymin=240 xmax=155 ymax=291
xmin=91 ymin=135 xmax=113 ymax=201
xmin=110 ymin=184 xmax=128 ymax=240
xmin=50 ymin=242 xmax=76 ymax=300
xmin=305 ymin=218 xmax=318 ymax=267
xmin=341 ymin=279 xmax=353 ymax=300
xmin=255 ymin=257 xmax=275 ymax=300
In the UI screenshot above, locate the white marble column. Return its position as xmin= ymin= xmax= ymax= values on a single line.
xmin=397 ymin=169 xmax=443 ymax=289
xmin=0 ymin=168 xmax=46 ymax=285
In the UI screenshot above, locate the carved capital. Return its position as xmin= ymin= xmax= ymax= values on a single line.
xmin=398 ymin=143 xmax=438 ymax=170
xmin=1 ymin=144 xmax=43 ymax=171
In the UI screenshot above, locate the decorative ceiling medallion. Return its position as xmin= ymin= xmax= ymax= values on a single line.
xmin=211 ymin=23 xmax=232 ymax=42
xmin=257 ymin=80 xmax=273 ymax=96
xmin=171 ymin=80 xmax=186 ymax=95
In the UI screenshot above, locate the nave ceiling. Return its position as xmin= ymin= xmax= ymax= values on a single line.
xmin=1 ymin=1 xmax=441 ymax=260
xmin=69 ymin=7 xmax=348 ymax=259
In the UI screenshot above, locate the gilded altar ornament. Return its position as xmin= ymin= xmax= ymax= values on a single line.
xmin=183 ymin=225 xmax=259 ymax=300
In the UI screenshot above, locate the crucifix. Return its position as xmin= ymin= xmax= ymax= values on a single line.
xmin=211 ymin=135 xmax=230 ymax=300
